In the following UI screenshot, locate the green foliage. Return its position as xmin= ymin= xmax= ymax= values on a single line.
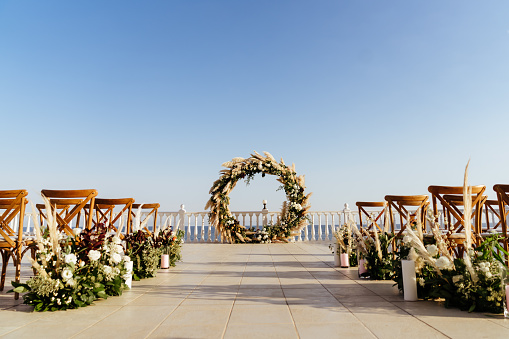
xmin=9 ymin=224 xmax=129 ymax=311
xmin=125 ymin=231 xmax=160 ymax=279
xmin=364 ymin=232 xmax=395 ymax=280
xmin=429 ymin=235 xmax=508 ymax=313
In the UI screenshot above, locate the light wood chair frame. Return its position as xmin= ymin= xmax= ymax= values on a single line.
xmin=428 ymin=185 xmax=486 ymax=247
xmin=90 ymin=198 xmax=135 ymax=237
xmin=483 ymin=199 xmax=508 ymax=233
xmin=40 ymin=189 xmax=98 ymax=236
xmin=493 ymin=184 xmax=509 ymax=255
xmin=356 ymin=201 xmax=387 ymax=233
xmin=130 ymin=203 xmax=160 ymax=235
xmin=0 ymin=190 xmax=33 ymax=299
xmin=384 ymin=195 xmax=429 ymax=237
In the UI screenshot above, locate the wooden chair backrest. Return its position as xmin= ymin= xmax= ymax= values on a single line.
xmin=483 ymin=199 xmax=507 ymax=232
xmin=493 ymin=184 xmax=509 ymax=254
xmin=428 ymin=185 xmax=486 ymax=243
xmin=91 ymin=198 xmax=134 ymax=236
xmin=0 ymin=190 xmax=28 ymax=248
xmin=355 ymin=201 xmax=387 ymax=232
xmin=40 ymin=189 xmax=98 ymax=236
xmin=384 ymin=195 xmax=429 ymax=237
xmin=130 ymin=203 xmax=160 ymax=235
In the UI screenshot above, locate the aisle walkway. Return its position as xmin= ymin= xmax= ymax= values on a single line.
xmin=1 ymin=243 xmax=509 ymax=338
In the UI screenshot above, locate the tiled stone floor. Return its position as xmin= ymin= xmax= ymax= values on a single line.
xmin=1 ymin=242 xmax=509 ymax=338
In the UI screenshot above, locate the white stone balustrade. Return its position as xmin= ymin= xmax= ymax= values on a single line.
xmin=13 ymin=203 xmax=506 ymax=243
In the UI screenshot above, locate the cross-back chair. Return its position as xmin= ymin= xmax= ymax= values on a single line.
xmin=130 ymin=203 xmax=160 ymax=235
xmin=0 ymin=190 xmax=34 ymax=299
xmin=356 ymin=201 xmax=387 ymax=233
xmin=36 ymin=203 xmax=71 ymax=228
xmin=40 ymin=189 xmax=98 ymax=236
xmin=493 ymin=184 xmax=509 ymax=255
xmin=384 ymin=195 xmax=429 ymax=237
xmin=90 ymin=198 xmax=135 ymax=237
xmin=428 ymin=185 xmax=486 ymax=253
xmin=483 ymin=200 xmax=507 ymax=233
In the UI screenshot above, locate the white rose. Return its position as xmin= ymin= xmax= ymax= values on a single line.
xmin=61 ymin=268 xmax=73 ymax=281
xmin=111 ymin=236 xmax=121 ymax=244
xmin=111 ymin=253 xmax=122 ymax=264
xmin=103 ymin=265 xmax=113 ymax=275
xmin=485 ymin=271 xmax=493 ymax=279
xmin=88 ymin=250 xmax=101 ymax=261
xmin=114 ymin=244 xmax=124 ymax=254
xmin=436 ymin=256 xmax=453 ymax=270
xmin=64 ymin=253 xmax=77 ymax=265
xmin=426 ymin=244 xmax=439 ymax=257
xmin=72 ymin=228 xmax=82 ymax=236
xmin=122 ymin=255 xmax=131 ymax=263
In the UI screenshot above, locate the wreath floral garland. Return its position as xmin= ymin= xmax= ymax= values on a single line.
xmin=205 ymin=151 xmax=312 ymax=244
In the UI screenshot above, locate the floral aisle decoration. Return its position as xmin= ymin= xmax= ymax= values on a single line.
xmin=124 ymin=230 xmax=160 ymax=280
xmin=395 ymin=162 xmax=509 ymax=313
xmin=361 ymin=216 xmax=395 ymax=280
xmin=329 ymin=219 xmax=358 ymax=267
xmin=350 ymin=222 xmax=370 ymax=276
xmin=155 ymin=227 xmax=185 ymax=267
xmin=10 ymin=201 xmax=129 ymax=311
xmin=205 ymin=151 xmax=312 ymax=243
xmin=393 ymin=210 xmax=449 ymax=299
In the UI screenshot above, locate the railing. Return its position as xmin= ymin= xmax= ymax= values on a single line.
xmin=12 ymin=203 xmax=506 ymax=243
xmin=165 ymin=205 xmax=359 ymax=243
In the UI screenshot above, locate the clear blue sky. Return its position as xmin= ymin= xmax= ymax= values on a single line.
xmin=1 ymin=1 xmax=508 ymax=212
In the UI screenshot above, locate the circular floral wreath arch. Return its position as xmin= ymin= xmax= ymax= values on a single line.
xmin=205 ymin=151 xmax=312 ymax=244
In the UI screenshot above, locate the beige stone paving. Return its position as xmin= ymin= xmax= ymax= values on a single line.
xmin=1 ymin=242 xmax=509 ymax=338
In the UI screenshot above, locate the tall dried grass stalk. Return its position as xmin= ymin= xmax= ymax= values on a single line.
xmin=116 ymin=212 xmax=125 ymax=236
xmin=29 ymin=201 xmax=46 ymax=266
xmin=416 ymin=206 xmax=423 ymax=242
xmin=462 ymin=160 xmax=478 ymax=283
xmin=373 ymin=224 xmax=382 ymax=261
xmin=42 ymin=195 xmax=60 ymax=267
xmin=383 ymin=203 xmax=390 ymax=233
xmin=350 ymin=223 xmax=369 ymax=256
xmin=405 ymin=226 xmax=442 ymax=276
xmin=463 ymin=160 xmax=472 ymax=250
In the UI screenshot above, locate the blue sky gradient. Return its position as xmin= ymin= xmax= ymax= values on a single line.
xmin=1 ymin=1 xmax=508 ymax=212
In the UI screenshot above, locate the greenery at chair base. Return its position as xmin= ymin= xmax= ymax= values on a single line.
xmin=363 ymin=231 xmax=395 ymax=280
xmin=392 ymin=241 xmax=438 ymax=300
xmin=428 ymin=235 xmax=508 ymax=313
xmin=156 ymin=228 xmax=185 ymax=267
xmin=9 ymin=223 xmax=129 ymax=312
xmin=125 ymin=230 xmax=160 ymax=280
xmin=394 ymin=231 xmax=509 ymax=314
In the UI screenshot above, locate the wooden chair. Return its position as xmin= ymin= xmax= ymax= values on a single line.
xmin=89 ymin=198 xmax=135 ymax=237
xmin=428 ymin=185 xmax=486 ymax=254
xmin=355 ymin=201 xmax=387 ymax=233
xmin=384 ymin=195 xmax=429 ymax=237
xmin=493 ymin=184 xmax=509 ymax=255
xmin=129 ymin=203 xmax=160 ymax=235
xmin=40 ymin=189 xmax=98 ymax=236
xmin=36 ymin=203 xmax=71 ymax=228
xmin=0 ymin=190 xmax=33 ymax=299
xmin=483 ymin=199 xmax=508 ymax=234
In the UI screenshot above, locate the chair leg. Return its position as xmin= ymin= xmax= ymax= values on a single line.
xmin=0 ymin=250 xmax=11 ymax=291
xmin=13 ymin=256 xmax=21 ymax=300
